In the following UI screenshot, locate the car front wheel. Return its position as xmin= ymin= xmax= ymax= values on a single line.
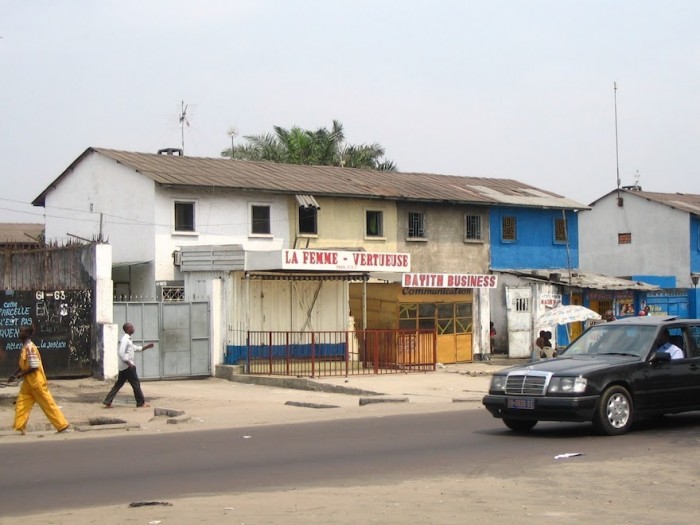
xmin=503 ymin=418 xmax=537 ymax=432
xmin=593 ymin=385 xmax=633 ymax=436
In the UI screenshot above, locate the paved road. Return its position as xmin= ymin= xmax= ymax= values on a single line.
xmin=3 ymin=405 xmax=700 ymax=518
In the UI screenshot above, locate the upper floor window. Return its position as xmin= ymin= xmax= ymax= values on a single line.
xmin=502 ymin=216 xmax=517 ymax=242
xmin=366 ymin=210 xmax=384 ymax=237
xmin=174 ymin=201 xmax=195 ymax=232
xmin=407 ymin=212 xmax=426 ymax=239
xmin=465 ymin=215 xmax=483 ymax=241
xmin=251 ymin=204 xmax=271 ymax=235
xmin=298 ymin=206 xmax=318 ymax=235
xmin=618 ymin=232 xmax=632 ymax=245
xmin=554 ymin=217 xmax=568 ymax=243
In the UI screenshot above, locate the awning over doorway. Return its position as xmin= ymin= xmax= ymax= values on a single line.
xmin=295 ymin=194 xmax=321 ymax=209
xmin=497 ymin=269 xmax=659 ymax=291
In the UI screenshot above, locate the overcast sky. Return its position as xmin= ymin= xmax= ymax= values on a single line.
xmin=1 ymin=0 xmax=698 ymax=224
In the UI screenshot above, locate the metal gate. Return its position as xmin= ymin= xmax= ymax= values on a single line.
xmin=113 ymin=302 xmax=210 ymax=379
xmin=505 ymin=286 xmax=534 ymax=359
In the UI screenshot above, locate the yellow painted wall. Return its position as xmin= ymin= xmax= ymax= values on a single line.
xmin=289 ymin=196 xmax=399 ymax=252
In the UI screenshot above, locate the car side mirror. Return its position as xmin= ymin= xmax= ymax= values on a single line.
xmin=650 ymin=350 xmax=672 ymax=363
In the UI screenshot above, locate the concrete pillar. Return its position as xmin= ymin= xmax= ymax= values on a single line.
xmin=473 ymin=287 xmax=491 ymax=360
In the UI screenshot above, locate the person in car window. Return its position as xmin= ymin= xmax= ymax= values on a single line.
xmin=657 ymin=331 xmax=683 ymax=359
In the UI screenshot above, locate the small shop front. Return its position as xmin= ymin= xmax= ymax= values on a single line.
xmin=587 ymin=290 xmax=636 ymax=319
xmin=350 ymin=272 xmax=497 ymax=364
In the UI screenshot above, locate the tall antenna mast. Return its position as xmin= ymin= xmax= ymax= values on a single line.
xmin=179 ymin=100 xmax=189 ymax=153
xmin=614 ymin=82 xmax=621 ymax=198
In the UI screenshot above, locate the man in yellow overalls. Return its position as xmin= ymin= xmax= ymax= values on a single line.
xmin=8 ymin=325 xmax=70 ymax=434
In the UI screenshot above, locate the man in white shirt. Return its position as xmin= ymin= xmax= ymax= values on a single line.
xmin=103 ymin=322 xmax=154 ymax=407
xmin=657 ymin=331 xmax=683 ymax=360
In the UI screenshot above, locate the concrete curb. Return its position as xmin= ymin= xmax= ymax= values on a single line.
xmin=359 ymin=396 xmax=409 ymax=406
xmin=285 ymin=401 xmax=341 ymax=409
xmin=167 ymin=415 xmax=192 ymax=425
xmin=216 ymin=365 xmax=383 ymax=396
xmin=74 ymin=423 xmax=142 ymax=432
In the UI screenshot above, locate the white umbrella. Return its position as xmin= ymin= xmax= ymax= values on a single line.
xmin=537 ymin=305 xmax=601 ymax=327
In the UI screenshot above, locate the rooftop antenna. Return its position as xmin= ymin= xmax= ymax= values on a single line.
xmin=614 ymin=82 xmax=622 ymax=206
xmin=227 ymin=127 xmax=238 ymax=159
xmin=179 ymin=100 xmax=190 ymax=153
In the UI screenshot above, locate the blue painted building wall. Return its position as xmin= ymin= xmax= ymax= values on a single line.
xmin=691 ymin=215 xmax=700 ymax=275
xmin=489 ymin=207 xmax=579 ymax=270
xmin=631 ymin=276 xmax=676 ymax=288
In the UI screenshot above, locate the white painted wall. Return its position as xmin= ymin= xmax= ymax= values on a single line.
xmin=43 ymin=151 xmax=292 ymax=298
xmin=153 ymin=187 xmax=288 ymax=283
xmin=43 ymin=152 xmax=156 ymax=265
xmin=579 ymin=192 xmax=691 ymax=286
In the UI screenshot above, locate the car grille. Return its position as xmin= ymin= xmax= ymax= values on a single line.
xmin=505 ymin=371 xmax=551 ymax=396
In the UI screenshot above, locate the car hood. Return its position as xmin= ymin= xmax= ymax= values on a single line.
xmin=499 ymin=355 xmax=639 ymax=376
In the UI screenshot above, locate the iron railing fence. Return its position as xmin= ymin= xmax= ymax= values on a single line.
xmin=227 ymin=329 xmax=436 ymax=377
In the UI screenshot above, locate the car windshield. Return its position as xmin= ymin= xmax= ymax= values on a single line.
xmin=560 ymin=324 xmax=658 ymax=358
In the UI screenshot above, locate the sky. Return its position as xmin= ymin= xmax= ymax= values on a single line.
xmin=1 ymin=0 xmax=699 ymax=223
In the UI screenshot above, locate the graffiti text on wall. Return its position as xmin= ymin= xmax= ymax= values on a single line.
xmin=0 ymin=289 xmax=92 ymax=363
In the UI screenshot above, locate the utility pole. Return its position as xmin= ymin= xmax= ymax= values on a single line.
xmin=614 ymin=82 xmax=621 ymax=204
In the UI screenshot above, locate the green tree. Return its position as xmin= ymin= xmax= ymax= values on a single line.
xmin=222 ymin=120 xmax=396 ymax=171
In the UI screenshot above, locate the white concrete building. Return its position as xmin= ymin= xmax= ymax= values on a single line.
xmin=579 ymin=187 xmax=700 ymax=289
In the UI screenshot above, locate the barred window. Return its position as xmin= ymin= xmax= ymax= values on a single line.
xmin=465 ymin=215 xmax=482 ymax=241
xmin=162 ymin=286 xmax=185 ymax=302
xmin=618 ymin=232 xmax=632 ymax=245
xmin=514 ymin=297 xmax=530 ymax=312
xmin=502 ymin=216 xmax=517 ymax=241
xmin=554 ymin=217 xmax=567 ymax=243
xmin=400 ymin=302 xmax=472 ymax=334
xmin=408 ymin=212 xmax=426 ymax=238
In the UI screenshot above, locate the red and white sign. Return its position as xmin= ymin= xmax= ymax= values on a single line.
xmin=282 ymin=249 xmax=411 ymax=272
xmin=402 ymin=273 xmax=498 ymax=289
xmin=540 ymin=293 xmax=562 ymax=307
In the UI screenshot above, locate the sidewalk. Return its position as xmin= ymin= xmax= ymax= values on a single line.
xmin=0 ymin=358 xmax=523 ymax=441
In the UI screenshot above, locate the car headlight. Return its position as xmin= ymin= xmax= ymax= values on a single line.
xmin=548 ymin=376 xmax=587 ymax=394
xmin=490 ymin=375 xmax=507 ymax=393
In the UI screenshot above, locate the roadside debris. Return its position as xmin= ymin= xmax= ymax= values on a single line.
xmin=554 ymin=452 xmax=583 ymax=459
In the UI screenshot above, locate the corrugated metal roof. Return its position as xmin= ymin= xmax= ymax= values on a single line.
xmin=498 ymin=268 xmax=659 ymax=291
xmin=0 ymin=223 xmax=43 ymax=244
xmin=589 ymin=188 xmax=700 ymax=216
xmin=32 ymin=147 xmax=589 ymax=210
xmin=622 ymin=189 xmax=700 ymax=216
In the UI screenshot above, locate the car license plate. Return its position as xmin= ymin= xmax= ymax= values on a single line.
xmin=507 ymin=398 xmax=535 ymax=410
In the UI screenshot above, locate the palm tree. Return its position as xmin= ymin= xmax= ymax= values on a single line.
xmin=221 ymin=120 xmax=396 ymax=171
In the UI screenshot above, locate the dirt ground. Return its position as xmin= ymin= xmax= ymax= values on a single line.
xmin=6 ymin=449 xmax=699 ymax=525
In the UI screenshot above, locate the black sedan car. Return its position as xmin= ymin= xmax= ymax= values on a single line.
xmin=482 ymin=316 xmax=700 ymax=435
